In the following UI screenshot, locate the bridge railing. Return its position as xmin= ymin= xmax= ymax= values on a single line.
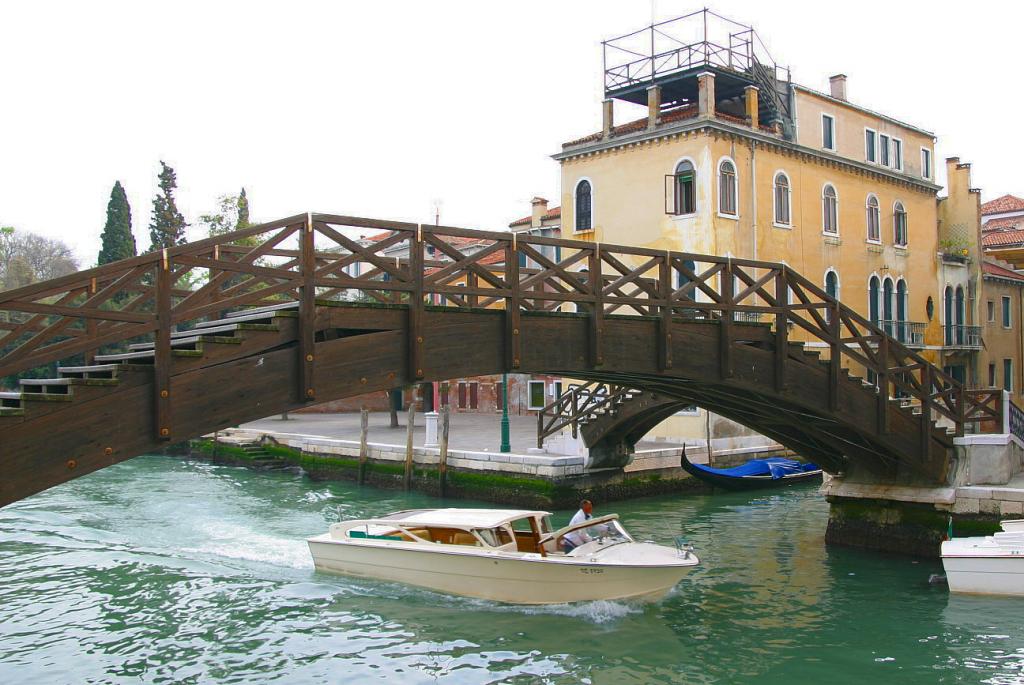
xmin=0 ymin=212 xmax=1003 ymax=440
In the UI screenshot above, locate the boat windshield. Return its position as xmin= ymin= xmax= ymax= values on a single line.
xmin=572 ymin=518 xmax=633 ymax=546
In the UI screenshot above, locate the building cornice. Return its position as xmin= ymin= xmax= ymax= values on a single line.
xmin=553 ymin=118 xmax=942 ymax=195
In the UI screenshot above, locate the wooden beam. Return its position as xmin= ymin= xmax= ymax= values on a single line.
xmin=409 ymin=225 xmax=425 ymax=380
xmin=719 ymin=260 xmax=733 ymax=379
xmin=154 ymin=252 xmax=172 ymax=440
xmin=298 ymin=214 xmax=316 ymax=402
xmin=404 ymin=402 xmax=415 ymax=491
xmin=589 ymin=245 xmax=604 ymax=367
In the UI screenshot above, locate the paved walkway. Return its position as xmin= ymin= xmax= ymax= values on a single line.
xmin=241 ymin=411 xmax=678 ymax=454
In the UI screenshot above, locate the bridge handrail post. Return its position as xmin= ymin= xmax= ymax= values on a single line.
xmin=920 ymin=365 xmax=933 ymax=459
xmin=877 ymin=335 xmax=889 ymax=434
xmin=409 ymin=225 xmax=425 ymax=380
xmin=588 ymin=244 xmax=604 ymax=367
xmin=505 ymin=235 xmax=521 ymax=371
xmin=719 ymin=259 xmax=733 ymax=378
xmin=774 ymin=268 xmax=787 ymax=392
xmin=154 ymin=249 xmax=172 ymax=441
xmin=827 ymin=301 xmax=841 ymax=411
xmin=659 ymin=253 xmax=673 ymax=371
xmin=956 ymin=383 xmax=966 ymax=437
xmin=299 ymin=215 xmax=317 ymax=402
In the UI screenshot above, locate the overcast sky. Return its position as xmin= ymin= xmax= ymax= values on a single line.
xmin=1 ymin=0 xmax=1020 ymax=265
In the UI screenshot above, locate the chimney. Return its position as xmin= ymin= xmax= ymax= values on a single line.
xmin=530 ymin=197 xmax=548 ymax=228
xmin=744 ymin=85 xmax=759 ymax=129
xmin=647 ymin=86 xmax=661 ymax=129
xmin=829 ymin=74 xmax=847 ymax=101
xmin=697 ymin=72 xmax=716 ymax=118
xmin=602 ymin=99 xmax=614 ymax=139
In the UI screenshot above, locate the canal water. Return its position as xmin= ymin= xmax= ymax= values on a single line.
xmin=2 ymin=456 xmax=1023 ymax=684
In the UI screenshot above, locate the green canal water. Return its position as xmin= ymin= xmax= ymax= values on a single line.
xmin=2 ymin=456 xmax=1024 ymax=684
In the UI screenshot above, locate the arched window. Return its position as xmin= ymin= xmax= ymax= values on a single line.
xmin=718 ymin=160 xmax=737 ymax=216
xmin=774 ymin=172 xmax=791 ymax=226
xmin=894 ymin=202 xmax=907 ymax=247
xmin=574 ymin=180 xmax=592 ymax=232
xmin=674 ymin=161 xmax=696 ymax=215
xmin=825 ymin=270 xmax=839 ymax=300
xmin=825 ymin=270 xmax=839 ymax=324
xmin=944 ymin=286 xmax=954 ymax=345
xmin=866 ymin=194 xmax=880 ymax=242
xmin=882 ymin=277 xmax=894 ymax=335
xmin=869 ymin=275 xmax=880 ymax=325
xmin=896 ymin=279 xmax=908 ymax=342
xmin=955 ymin=286 xmax=966 ymax=345
xmin=823 ymin=184 xmax=838 ymax=234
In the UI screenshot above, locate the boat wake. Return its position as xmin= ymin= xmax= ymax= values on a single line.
xmin=184 ymin=521 xmax=313 ymax=571
xmin=453 ymin=596 xmax=644 ymax=624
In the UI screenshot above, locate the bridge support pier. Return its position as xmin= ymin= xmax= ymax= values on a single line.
xmin=823 ymin=432 xmax=1024 ymax=558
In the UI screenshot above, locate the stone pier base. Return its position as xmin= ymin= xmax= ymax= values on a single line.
xmin=826 ymin=497 xmax=954 ymax=558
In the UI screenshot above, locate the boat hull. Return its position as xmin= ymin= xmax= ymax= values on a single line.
xmin=308 ymin=536 xmax=694 ymax=604
xmin=942 ymin=544 xmax=1024 ymax=596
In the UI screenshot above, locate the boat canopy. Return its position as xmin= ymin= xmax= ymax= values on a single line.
xmin=689 ymin=457 xmax=818 ymax=479
xmin=352 ymin=508 xmax=552 ymax=530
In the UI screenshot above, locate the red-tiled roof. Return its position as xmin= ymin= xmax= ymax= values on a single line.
xmin=509 ymin=206 xmax=561 ymax=228
xmin=983 ymin=260 xmax=1024 ymax=282
xmin=983 ymin=229 xmax=1024 ymax=248
xmin=984 ymin=217 xmax=1023 ymax=231
xmin=981 ymin=194 xmax=1024 ymax=215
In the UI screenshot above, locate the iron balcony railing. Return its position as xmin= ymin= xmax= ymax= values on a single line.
xmin=944 ymin=324 xmax=983 ymax=349
xmin=878 ymin=320 xmax=926 ymax=348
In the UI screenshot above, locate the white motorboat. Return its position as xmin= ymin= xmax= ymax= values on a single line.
xmin=307 ymin=508 xmax=699 ymax=604
xmin=941 ymin=519 xmax=1024 ymax=596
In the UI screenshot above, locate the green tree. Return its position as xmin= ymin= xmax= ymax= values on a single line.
xmin=98 ymin=181 xmax=137 ymax=265
xmin=199 ymin=189 xmax=257 ymax=246
xmin=148 ymin=161 xmax=187 ymax=252
xmin=236 ymin=187 xmax=250 ymax=230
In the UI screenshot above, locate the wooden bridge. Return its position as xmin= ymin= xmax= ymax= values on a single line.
xmin=0 ymin=213 xmax=1004 ymax=507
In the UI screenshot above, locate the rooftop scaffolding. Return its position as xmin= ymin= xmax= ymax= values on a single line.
xmin=602 ymin=9 xmax=792 ymax=129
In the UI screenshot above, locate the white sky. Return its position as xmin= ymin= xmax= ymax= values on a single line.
xmin=1 ymin=0 xmax=1020 ymax=266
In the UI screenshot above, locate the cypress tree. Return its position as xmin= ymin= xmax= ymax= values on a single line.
xmin=148 ymin=161 xmax=188 ymax=252
xmin=98 ymin=181 xmax=137 ymax=265
xmin=236 ymin=188 xmax=250 ymax=230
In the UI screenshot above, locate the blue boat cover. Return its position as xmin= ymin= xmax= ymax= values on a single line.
xmin=689 ymin=457 xmax=819 ymax=479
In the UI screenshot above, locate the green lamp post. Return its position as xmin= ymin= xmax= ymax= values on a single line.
xmin=500 ymin=372 xmax=511 ymax=452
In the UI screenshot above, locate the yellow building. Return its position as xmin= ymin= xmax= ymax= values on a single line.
xmin=551 ymin=10 xmax=949 ymax=443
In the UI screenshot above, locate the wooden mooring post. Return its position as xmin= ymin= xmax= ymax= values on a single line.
xmin=438 ymin=405 xmax=450 ymax=497
xmin=404 ymin=403 xmax=415 ymax=491
xmin=358 ymin=408 xmax=369 ymax=485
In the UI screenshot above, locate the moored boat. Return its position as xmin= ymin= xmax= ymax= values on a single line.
xmin=679 ymin=449 xmax=822 ymax=491
xmin=941 ymin=519 xmax=1024 ymax=596
xmin=307 ymin=508 xmax=699 ymax=604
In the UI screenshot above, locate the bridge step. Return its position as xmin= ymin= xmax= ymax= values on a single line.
xmin=223 ymin=302 xmax=298 ymax=319
xmin=19 ymin=377 xmax=120 ymax=394
xmin=58 ymin=364 xmax=120 ymax=380
xmin=0 ymin=391 xmax=23 ymax=408
xmin=127 ymin=335 xmax=244 ymax=352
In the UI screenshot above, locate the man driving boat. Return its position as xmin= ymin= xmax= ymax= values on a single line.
xmin=562 ymin=500 xmax=593 ymax=553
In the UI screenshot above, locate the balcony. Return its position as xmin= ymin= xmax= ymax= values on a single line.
xmin=943 ymin=324 xmax=983 ymax=350
xmin=879 ymin=320 xmax=926 ymax=348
